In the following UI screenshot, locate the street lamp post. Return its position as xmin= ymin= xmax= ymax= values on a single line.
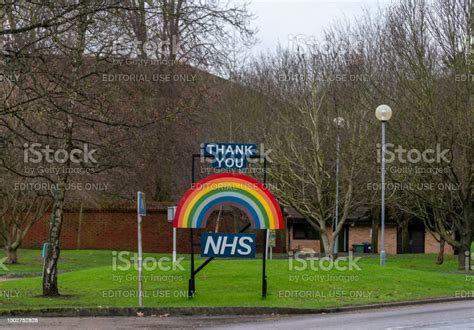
xmin=375 ymin=105 xmax=392 ymax=266
xmin=333 ymin=117 xmax=345 ymax=257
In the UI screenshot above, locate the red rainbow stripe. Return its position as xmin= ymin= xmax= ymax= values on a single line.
xmin=173 ymin=173 xmax=284 ymax=230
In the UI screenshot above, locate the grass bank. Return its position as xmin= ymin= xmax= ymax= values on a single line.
xmin=0 ymin=249 xmax=472 ymax=311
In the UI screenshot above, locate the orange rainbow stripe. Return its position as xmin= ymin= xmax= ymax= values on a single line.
xmin=173 ymin=173 xmax=284 ymax=230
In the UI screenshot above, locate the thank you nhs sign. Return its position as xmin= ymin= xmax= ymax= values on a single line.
xmin=202 ymin=143 xmax=257 ymax=169
xmin=200 ymin=233 xmax=256 ymax=258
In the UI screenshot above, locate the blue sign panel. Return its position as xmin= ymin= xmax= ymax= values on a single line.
xmin=137 ymin=191 xmax=146 ymax=216
xmin=42 ymin=243 xmax=48 ymax=259
xmin=202 ymin=143 xmax=257 ymax=169
xmin=200 ymin=233 xmax=256 ymax=258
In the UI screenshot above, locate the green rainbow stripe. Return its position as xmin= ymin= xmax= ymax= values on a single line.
xmin=173 ymin=173 xmax=284 ymax=230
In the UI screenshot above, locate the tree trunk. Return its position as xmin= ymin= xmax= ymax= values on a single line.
xmin=436 ymin=238 xmax=445 ymax=265
xmin=42 ymin=187 xmax=65 ymax=297
xmin=320 ymin=230 xmax=332 ymax=259
xmin=458 ymin=201 xmax=473 ymax=271
xmin=5 ymin=247 xmax=17 ymax=264
xmin=457 ymin=235 xmax=472 ymax=271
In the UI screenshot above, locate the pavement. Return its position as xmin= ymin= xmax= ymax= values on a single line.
xmin=213 ymin=300 xmax=474 ymax=330
xmin=0 ymin=300 xmax=473 ymax=329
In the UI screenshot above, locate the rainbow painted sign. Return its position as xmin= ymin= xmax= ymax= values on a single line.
xmin=173 ymin=173 xmax=284 ymax=230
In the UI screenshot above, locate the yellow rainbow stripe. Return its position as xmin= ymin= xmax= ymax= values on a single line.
xmin=173 ymin=173 xmax=284 ymax=230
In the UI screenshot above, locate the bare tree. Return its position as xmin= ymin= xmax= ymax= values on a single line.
xmin=244 ymin=33 xmax=375 ymax=258
xmin=372 ymin=0 xmax=473 ymax=270
xmin=0 ymin=0 xmax=257 ymax=296
xmin=0 ymin=177 xmax=51 ymax=264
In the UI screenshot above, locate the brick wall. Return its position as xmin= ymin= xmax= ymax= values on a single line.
xmin=354 ymin=224 xmax=456 ymax=255
xmin=24 ymin=211 xmax=454 ymax=255
xmin=348 ymin=224 xmax=397 ymax=255
xmin=288 ymin=225 xmax=327 ymax=253
xmin=425 ymin=231 xmax=454 ymax=254
xmin=287 ymin=223 xmax=454 ymax=255
xmin=22 ymin=209 xmax=287 ymax=253
xmin=288 ymin=225 xmax=398 ymax=254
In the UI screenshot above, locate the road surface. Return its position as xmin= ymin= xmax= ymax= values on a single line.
xmin=1 ymin=300 xmax=473 ymax=329
xmin=214 ymin=300 xmax=474 ymax=330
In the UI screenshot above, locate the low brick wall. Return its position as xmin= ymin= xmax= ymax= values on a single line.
xmin=348 ymin=224 xmax=397 ymax=255
xmin=425 ymin=232 xmax=454 ymax=254
xmin=287 ymin=223 xmax=453 ymax=255
xmin=22 ymin=209 xmax=287 ymax=253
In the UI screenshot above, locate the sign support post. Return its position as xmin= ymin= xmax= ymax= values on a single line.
xmin=262 ymin=229 xmax=267 ymax=297
xmin=137 ymin=191 xmax=146 ymax=307
xmin=137 ymin=214 xmax=143 ymax=307
xmin=189 ymin=228 xmax=195 ymax=297
xmin=188 ymin=155 xmax=196 ymax=298
xmin=173 ymin=227 xmax=177 ymax=263
xmin=42 ymin=242 xmax=49 ymax=277
xmin=167 ymin=207 xmax=177 ymax=263
xmin=263 ymin=156 xmax=268 ymax=295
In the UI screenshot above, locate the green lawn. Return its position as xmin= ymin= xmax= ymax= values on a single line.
xmin=0 ymin=249 xmax=112 ymax=276
xmin=0 ymin=249 xmax=473 ymax=311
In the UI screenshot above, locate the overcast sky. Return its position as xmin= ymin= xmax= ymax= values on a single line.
xmin=247 ymin=0 xmax=391 ymax=55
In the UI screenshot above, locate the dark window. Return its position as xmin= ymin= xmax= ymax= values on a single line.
xmin=397 ymin=226 xmax=425 ymax=254
xmin=293 ymin=223 xmax=320 ymax=240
